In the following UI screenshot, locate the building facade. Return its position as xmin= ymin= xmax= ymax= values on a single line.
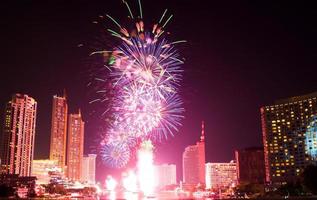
xmin=67 ymin=110 xmax=84 ymax=181
xmin=49 ymin=94 xmax=68 ymax=171
xmin=182 ymin=121 xmax=205 ymax=187
xmin=235 ymin=147 xmax=265 ymax=184
xmin=31 ymin=159 xmax=60 ymax=184
xmin=261 ymin=92 xmax=317 ymax=184
xmin=82 ymin=154 xmax=96 ymax=184
xmin=205 ymin=161 xmax=237 ymax=190
xmin=0 ymin=94 xmax=37 ymax=176
xmin=154 ymin=164 xmax=177 ymax=189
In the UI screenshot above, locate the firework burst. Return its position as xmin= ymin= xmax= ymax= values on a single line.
xmin=101 ymin=142 xmax=131 ymax=168
xmin=90 ymin=0 xmax=185 ymax=168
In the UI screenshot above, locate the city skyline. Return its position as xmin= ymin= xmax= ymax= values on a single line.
xmin=1 ymin=0 xmax=317 ymax=182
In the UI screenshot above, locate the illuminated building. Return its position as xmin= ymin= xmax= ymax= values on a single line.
xmin=261 ymin=92 xmax=317 ymax=184
xmin=154 ymin=164 xmax=176 ymax=189
xmin=49 ymin=93 xmax=68 ymax=171
xmin=0 ymin=94 xmax=37 ymax=176
xmin=205 ymin=161 xmax=237 ymax=190
xmin=235 ymin=147 xmax=265 ymax=184
xmin=82 ymin=154 xmax=96 ymax=184
xmin=31 ymin=159 xmax=61 ymax=184
xmin=182 ymin=121 xmax=205 ymax=187
xmin=67 ymin=110 xmax=84 ymax=181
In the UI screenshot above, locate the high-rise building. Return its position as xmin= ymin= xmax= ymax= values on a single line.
xmin=261 ymin=92 xmax=317 ymax=184
xmin=182 ymin=121 xmax=205 ymax=187
xmin=67 ymin=110 xmax=84 ymax=181
xmin=82 ymin=154 xmax=96 ymax=184
xmin=205 ymin=161 xmax=237 ymax=190
xmin=154 ymin=164 xmax=177 ymax=189
xmin=0 ymin=94 xmax=37 ymax=176
xmin=49 ymin=93 xmax=68 ymax=171
xmin=235 ymin=147 xmax=265 ymax=184
xmin=31 ymin=159 xmax=61 ymax=184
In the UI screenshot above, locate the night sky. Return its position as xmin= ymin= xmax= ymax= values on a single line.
xmin=1 ymin=0 xmax=316 ymax=182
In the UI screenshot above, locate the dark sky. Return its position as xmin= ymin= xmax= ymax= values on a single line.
xmin=1 ymin=0 xmax=316 ymax=182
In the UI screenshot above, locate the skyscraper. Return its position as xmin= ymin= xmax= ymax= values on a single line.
xmin=261 ymin=91 xmax=317 ymax=184
xmin=0 ymin=94 xmax=37 ymax=176
xmin=154 ymin=164 xmax=177 ymax=189
xmin=67 ymin=110 xmax=84 ymax=181
xmin=182 ymin=121 xmax=205 ymax=187
xmin=49 ymin=93 xmax=68 ymax=171
xmin=205 ymin=161 xmax=237 ymax=190
xmin=235 ymin=147 xmax=265 ymax=184
xmin=82 ymin=154 xmax=96 ymax=184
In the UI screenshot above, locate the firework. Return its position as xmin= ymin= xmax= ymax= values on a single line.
xmin=101 ymin=142 xmax=130 ymax=168
xmin=105 ymin=175 xmax=117 ymax=200
xmin=122 ymin=170 xmax=138 ymax=192
xmin=105 ymin=175 xmax=117 ymax=191
xmin=137 ymin=140 xmax=155 ymax=196
xmin=91 ymin=0 xmax=185 ymax=168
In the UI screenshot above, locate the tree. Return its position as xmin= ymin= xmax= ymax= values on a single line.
xmin=277 ymin=182 xmax=304 ymax=197
xmin=0 ymin=184 xmax=15 ymax=197
xmin=303 ymin=165 xmax=317 ymax=194
xmin=235 ymin=182 xmax=265 ymax=198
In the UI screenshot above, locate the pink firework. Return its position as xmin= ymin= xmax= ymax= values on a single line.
xmin=91 ymin=0 xmax=185 ymax=168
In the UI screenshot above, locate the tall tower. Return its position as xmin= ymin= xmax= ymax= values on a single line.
xmin=67 ymin=109 xmax=84 ymax=181
xmin=49 ymin=93 xmax=68 ymax=171
xmin=182 ymin=121 xmax=206 ymax=187
xmin=0 ymin=94 xmax=37 ymax=176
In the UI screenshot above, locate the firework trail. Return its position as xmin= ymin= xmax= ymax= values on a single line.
xmin=91 ymin=0 xmax=185 ymax=168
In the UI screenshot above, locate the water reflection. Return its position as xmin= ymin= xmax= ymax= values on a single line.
xmin=124 ymin=191 xmax=139 ymax=200
xmin=109 ymin=191 xmax=116 ymax=200
xmin=100 ymin=191 xmax=213 ymax=200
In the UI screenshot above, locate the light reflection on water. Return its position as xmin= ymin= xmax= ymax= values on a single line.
xmin=97 ymin=191 xmax=214 ymax=200
xmin=29 ymin=191 xmax=215 ymax=200
xmin=30 ymin=196 xmax=214 ymax=200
